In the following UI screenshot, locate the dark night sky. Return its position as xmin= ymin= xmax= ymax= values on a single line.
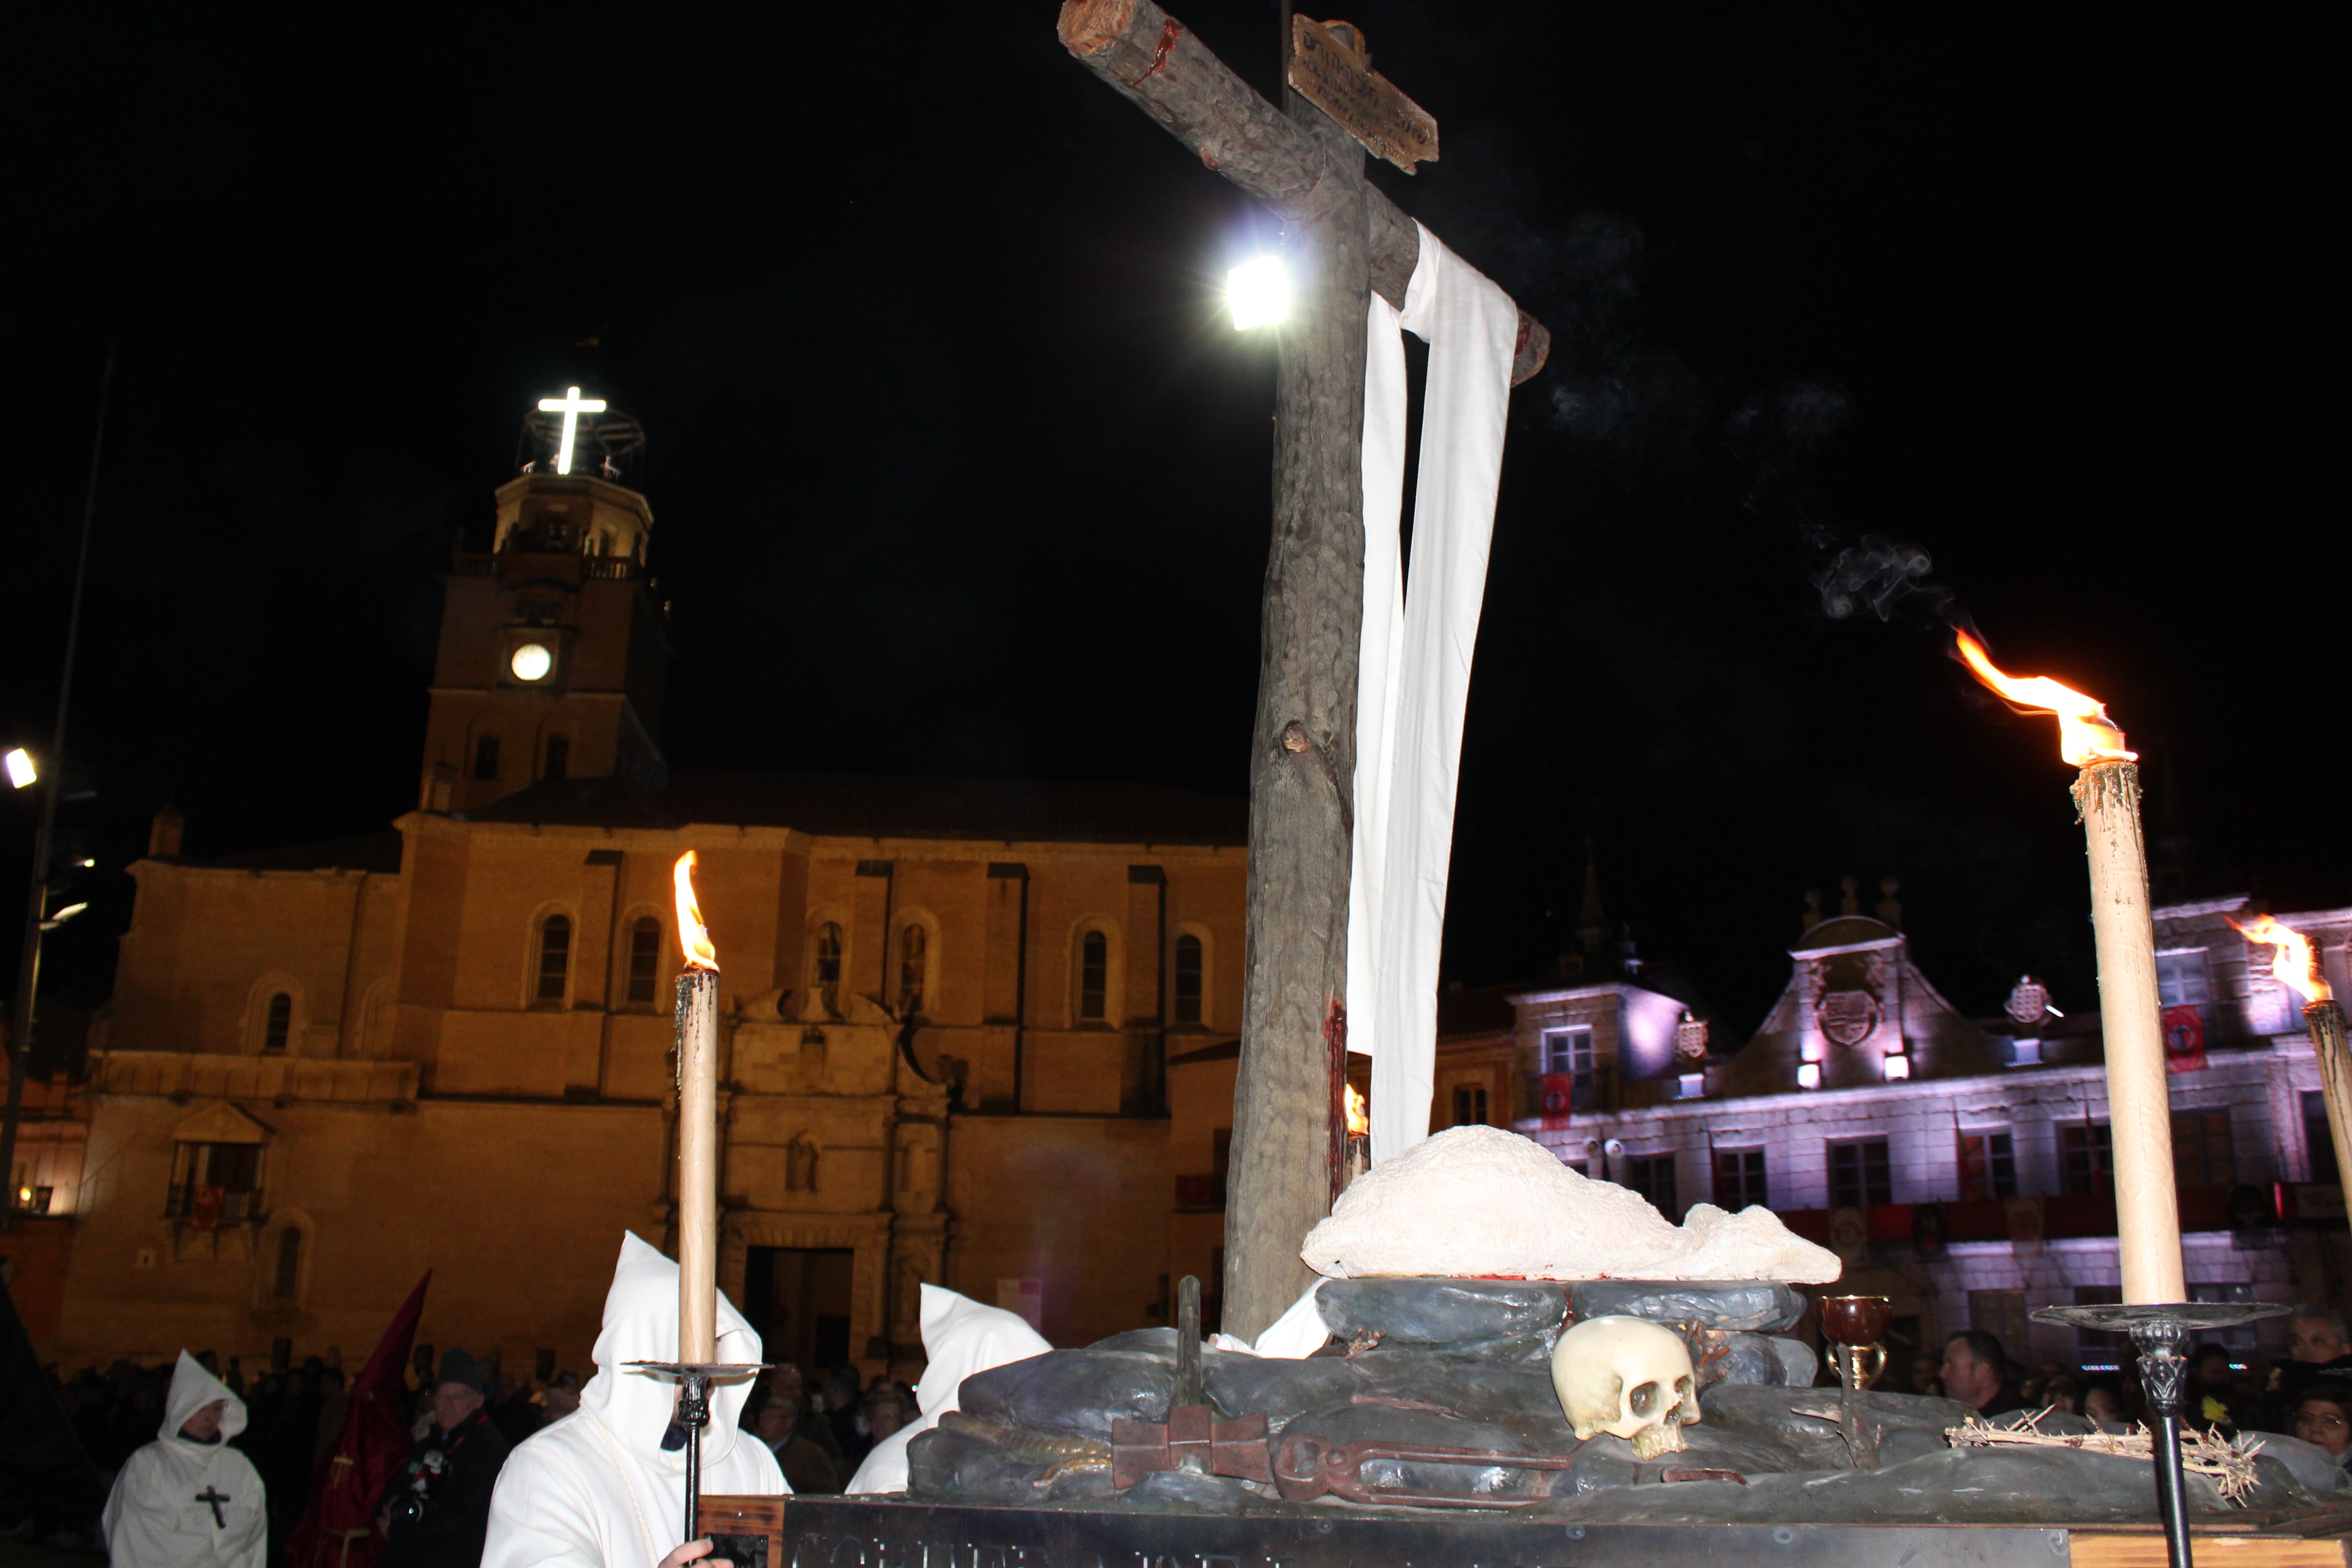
xmin=1 ymin=4 xmax=2342 ymax=1036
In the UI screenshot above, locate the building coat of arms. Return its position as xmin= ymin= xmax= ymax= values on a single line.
xmin=1818 ymin=989 xmax=1879 ymax=1048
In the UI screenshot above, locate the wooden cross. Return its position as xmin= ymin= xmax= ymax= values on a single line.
xmin=195 ymin=1486 xmax=231 ymax=1528
xmin=1058 ymin=1 xmax=1550 ymax=1339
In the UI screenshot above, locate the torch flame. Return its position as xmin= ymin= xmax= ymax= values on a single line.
xmin=1345 ymin=1082 xmax=1369 ymax=1137
xmin=2233 ymin=913 xmax=2331 ymax=1005
xmin=1952 ymin=628 xmax=2136 ymax=767
xmin=672 ymin=851 xmax=718 ymax=972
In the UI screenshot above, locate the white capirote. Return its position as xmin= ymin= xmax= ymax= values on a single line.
xmin=102 ymin=1352 xmax=267 ymax=1568
xmin=482 ymin=1233 xmax=784 ymax=1568
xmin=844 ymin=1284 xmax=1051 ymax=1495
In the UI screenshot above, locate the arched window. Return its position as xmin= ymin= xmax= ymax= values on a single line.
xmin=473 ymin=734 xmax=501 ymax=780
xmin=544 ymin=734 xmax=570 ymax=781
xmin=536 ymin=915 xmax=572 ymax=1003
xmin=625 ymin=917 xmax=663 ymax=1005
xmin=262 ymin=992 xmax=293 ymax=1053
xmin=898 ymin=924 xmax=928 ymax=1016
xmin=1173 ymin=935 xmax=1204 ymax=1025
xmin=1078 ymin=930 xmax=1108 ymax=1021
xmin=813 ymin=923 xmax=843 ymax=1014
xmin=274 ymin=1226 xmax=303 ymax=1301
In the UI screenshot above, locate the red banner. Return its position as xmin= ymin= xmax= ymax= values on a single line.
xmin=2163 ymin=1004 xmax=2206 ymax=1073
xmin=1539 ymin=1073 xmax=1575 ymax=1131
xmin=289 ymin=1272 xmax=431 ymax=1568
xmin=189 ymin=1185 xmax=224 ymax=1231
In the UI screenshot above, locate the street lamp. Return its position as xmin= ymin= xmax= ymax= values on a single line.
xmin=1 ymin=348 xmax=110 ymax=1227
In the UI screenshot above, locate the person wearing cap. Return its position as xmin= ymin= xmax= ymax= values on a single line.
xmin=380 ymin=1348 xmax=511 ymax=1568
xmin=102 ymin=1352 xmax=267 ymax=1568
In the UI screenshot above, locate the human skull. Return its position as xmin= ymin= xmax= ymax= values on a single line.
xmin=1550 ymin=1314 xmax=1700 ymax=1458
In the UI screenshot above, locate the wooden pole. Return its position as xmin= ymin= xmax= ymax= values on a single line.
xmin=1057 ymin=0 xmax=1548 ymax=1339
xmin=2074 ymin=761 xmax=2186 ymax=1305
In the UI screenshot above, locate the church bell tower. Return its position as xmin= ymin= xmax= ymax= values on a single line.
xmin=419 ymin=392 xmax=669 ymax=815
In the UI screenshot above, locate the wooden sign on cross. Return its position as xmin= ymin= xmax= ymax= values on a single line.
xmin=1286 ymin=15 xmax=1438 ymax=176
xmin=1058 ymin=0 xmax=1550 ymax=1341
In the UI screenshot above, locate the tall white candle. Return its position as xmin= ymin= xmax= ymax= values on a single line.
xmin=2075 ymin=761 xmax=2185 ymax=1304
xmin=673 ymin=852 xmax=720 ymax=1364
xmin=1957 ymin=629 xmax=2185 ymax=1307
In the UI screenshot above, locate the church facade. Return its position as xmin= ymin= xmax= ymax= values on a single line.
xmin=48 ymin=426 xmax=1248 ymax=1378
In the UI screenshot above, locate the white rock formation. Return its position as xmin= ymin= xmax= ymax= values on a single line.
xmin=1298 ymin=1124 xmax=1840 ymax=1284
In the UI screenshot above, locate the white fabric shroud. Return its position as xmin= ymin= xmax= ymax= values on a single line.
xmin=103 ymin=1352 xmax=267 ymax=1568
xmin=1346 ymin=222 xmax=1521 ymax=1167
xmin=483 ymin=1233 xmax=783 ymax=1568
xmin=844 ymin=1284 xmax=1052 ymax=1494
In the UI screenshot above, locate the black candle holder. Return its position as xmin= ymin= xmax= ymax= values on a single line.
xmin=629 ymin=1360 xmax=769 ymax=1541
xmin=2028 ymin=1302 xmax=2289 ymax=1568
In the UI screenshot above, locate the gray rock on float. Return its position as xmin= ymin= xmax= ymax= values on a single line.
xmin=1568 ymin=1279 xmax=1808 ymax=1333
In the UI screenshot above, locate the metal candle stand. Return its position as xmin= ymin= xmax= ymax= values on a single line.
xmin=628 ymin=1361 xmax=768 ymax=1541
xmin=2029 ymin=1302 xmax=2289 ymax=1568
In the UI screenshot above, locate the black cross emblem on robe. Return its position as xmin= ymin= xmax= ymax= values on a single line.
xmin=195 ymin=1487 xmax=230 ymax=1528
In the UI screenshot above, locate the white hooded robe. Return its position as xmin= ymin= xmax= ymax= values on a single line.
xmin=102 ymin=1352 xmax=267 ymax=1568
xmin=844 ymin=1284 xmax=1051 ymax=1495
xmin=482 ymin=1234 xmax=783 ymax=1568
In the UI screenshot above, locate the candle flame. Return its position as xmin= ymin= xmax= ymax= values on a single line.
xmin=672 ymin=851 xmax=718 ymax=972
xmin=1952 ymin=628 xmax=2136 ymax=767
xmin=2232 ymin=913 xmax=2331 ymax=1005
xmin=1345 ymin=1082 xmax=1369 ymax=1137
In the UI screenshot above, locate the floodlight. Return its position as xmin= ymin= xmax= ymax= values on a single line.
xmin=1228 ymin=255 xmax=1289 ymax=330
xmin=4 ymin=749 xmax=34 ymax=789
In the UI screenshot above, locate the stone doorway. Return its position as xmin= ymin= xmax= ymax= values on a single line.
xmin=744 ymin=1246 xmax=855 ymax=1376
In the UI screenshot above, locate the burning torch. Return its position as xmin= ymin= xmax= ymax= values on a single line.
xmin=2236 ymin=915 xmax=2351 ymax=1215
xmin=1954 ymin=628 xmax=2284 ymax=1568
xmin=630 ymin=852 xmax=764 ymax=1544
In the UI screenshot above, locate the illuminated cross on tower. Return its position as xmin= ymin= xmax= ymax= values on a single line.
xmin=536 ymin=386 xmax=608 ymax=475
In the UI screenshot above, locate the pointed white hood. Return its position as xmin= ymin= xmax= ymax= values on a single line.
xmin=577 ymin=1231 xmax=762 ymax=1470
xmin=104 ymin=1353 xmax=266 ymax=1568
xmin=845 ymin=1284 xmax=1051 ymax=1494
xmin=164 ymin=1351 xmax=247 ymax=1444
xmin=484 ymin=1233 xmax=784 ymax=1568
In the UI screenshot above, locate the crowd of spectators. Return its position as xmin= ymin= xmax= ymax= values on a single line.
xmin=32 ymin=1348 xmax=921 ymax=1564
xmin=1910 ymin=1305 xmax=2352 ymax=1470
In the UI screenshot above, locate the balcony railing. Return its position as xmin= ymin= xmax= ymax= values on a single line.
xmin=165 ymin=1184 xmax=263 ymax=1227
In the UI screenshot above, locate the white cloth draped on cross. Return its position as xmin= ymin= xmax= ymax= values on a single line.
xmin=1346 ymin=222 xmax=1521 ymax=1167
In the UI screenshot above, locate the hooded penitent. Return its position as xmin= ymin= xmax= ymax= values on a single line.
xmin=844 ymin=1284 xmax=1051 ymax=1494
xmin=102 ymin=1352 xmax=267 ymax=1568
xmin=482 ymin=1234 xmax=781 ymax=1568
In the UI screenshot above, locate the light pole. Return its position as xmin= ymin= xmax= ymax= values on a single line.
xmin=0 ymin=348 xmax=112 ymax=1227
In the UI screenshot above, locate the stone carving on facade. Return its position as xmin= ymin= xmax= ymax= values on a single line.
xmin=784 ymin=1132 xmax=820 ymax=1193
xmin=1818 ymin=991 xmax=1879 ymax=1048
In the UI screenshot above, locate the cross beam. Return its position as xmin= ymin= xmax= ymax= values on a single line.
xmin=1058 ymin=0 xmax=1550 ymax=385
xmin=1059 ymin=0 xmax=1549 ymax=1339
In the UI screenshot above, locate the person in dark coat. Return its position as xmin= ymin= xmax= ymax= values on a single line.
xmin=379 ymin=1349 xmax=511 ymax=1568
xmin=1939 ymin=1331 xmax=2028 ymax=1419
xmin=2264 ymin=1308 xmax=2352 ymax=1432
